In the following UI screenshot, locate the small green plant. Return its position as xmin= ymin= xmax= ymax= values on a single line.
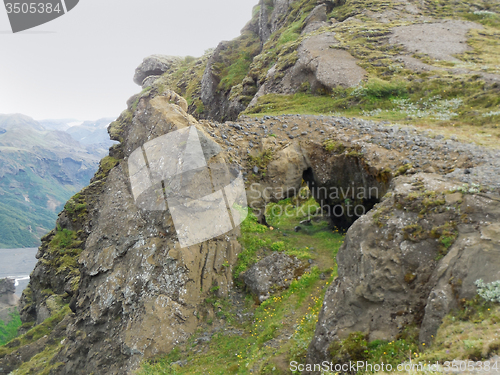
xmin=323 ymin=139 xmax=345 ymax=153
xmin=270 ymin=241 xmax=286 ymax=252
xmin=451 ymin=183 xmax=482 ymax=194
xmin=475 ymin=279 xmax=500 ymax=303
xmin=394 ymin=164 xmax=412 ymax=177
xmin=358 ymin=78 xmax=408 ymax=99
xmin=329 ymin=332 xmax=369 ymax=363
xmin=50 ymin=228 xmax=78 ymax=251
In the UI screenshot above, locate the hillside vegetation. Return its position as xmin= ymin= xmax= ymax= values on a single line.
xmin=149 ymin=0 xmax=500 ymax=147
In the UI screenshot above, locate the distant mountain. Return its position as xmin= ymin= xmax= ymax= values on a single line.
xmin=66 ymin=118 xmax=115 ymax=148
xmin=0 ymin=114 xmax=114 ymax=248
xmin=38 ymin=119 xmax=79 ymax=132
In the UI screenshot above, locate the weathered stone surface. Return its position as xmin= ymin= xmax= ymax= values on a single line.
xmin=307 ymin=173 xmax=500 ymax=366
xmin=133 ymin=55 xmax=182 ymax=86
xmin=302 ymin=4 xmax=329 ymax=34
xmin=6 ymin=92 xmax=242 ymax=374
xmin=249 ymin=33 xmax=367 ymax=106
xmin=240 ymin=252 xmax=308 ymax=303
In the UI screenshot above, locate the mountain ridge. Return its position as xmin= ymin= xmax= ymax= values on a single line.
xmin=0 ymin=114 xmax=115 ymax=248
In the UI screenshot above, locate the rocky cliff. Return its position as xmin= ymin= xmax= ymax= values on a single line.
xmin=2 ymin=80 xmax=499 ymax=372
xmin=307 ymin=173 xmax=500 ymax=367
xmin=0 ymin=90 xmax=244 ymax=374
xmin=2 ymin=0 xmax=500 ymax=373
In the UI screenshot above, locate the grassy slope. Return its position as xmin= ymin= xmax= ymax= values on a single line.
xmin=138 ymin=197 xmax=344 ymax=374
xmin=245 ymin=0 xmax=500 ymax=146
xmin=154 ymin=0 xmax=500 ymax=147
xmin=0 ymin=310 xmax=21 ymax=346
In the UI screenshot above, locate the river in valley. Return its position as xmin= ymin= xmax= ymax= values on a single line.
xmin=0 ymin=247 xmax=38 ymax=296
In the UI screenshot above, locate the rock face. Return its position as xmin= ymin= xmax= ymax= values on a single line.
xmin=307 ymin=172 xmax=500 ymax=365
xmin=133 ymin=55 xmax=182 ymax=86
xmin=240 ymin=252 xmax=308 ymax=303
xmin=0 ymin=279 xmax=18 ymax=323
xmin=251 ymin=33 xmax=366 ymax=105
xmin=200 ymin=42 xmax=245 ymax=121
xmin=3 ymin=89 xmax=242 ymax=374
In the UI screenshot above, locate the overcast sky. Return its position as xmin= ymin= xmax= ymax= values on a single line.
xmin=0 ymin=0 xmax=258 ymax=121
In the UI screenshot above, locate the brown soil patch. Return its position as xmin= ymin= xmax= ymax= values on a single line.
xmin=390 ymin=20 xmax=483 ymax=61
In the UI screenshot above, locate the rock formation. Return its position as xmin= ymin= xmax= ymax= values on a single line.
xmin=3 ymin=84 xmax=500 ymax=373
xmin=307 ymin=173 xmax=500 ymax=366
xmin=1 ymin=90 xmax=242 ymax=374
xmin=3 ymin=0 xmax=500 ymax=372
xmin=133 ymin=55 xmax=182 ymax=87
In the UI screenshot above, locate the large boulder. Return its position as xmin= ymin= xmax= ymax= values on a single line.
xmin=240 ymin=252 xmax=309 ymax=303
xmin=307 ymin=172 xmax=500 ymax=365
xmin=249 ymin=33 xmax=367 ymax=107
xmin=133 ymin=55 xmax=181 ymax=86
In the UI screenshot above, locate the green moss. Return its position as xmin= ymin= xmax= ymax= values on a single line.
xmin=431 ymin=222 xmax=458 ymax=259
xmin=346 ymin=149 xmax=364 ymax=158
xmin=43 ymin=227 xmax=82 ymax=281
xmin=0 ymin=310 xmax=22 ymax=346
xmin=94 ymin=156 xmax=119 ymax=181
xmin=246 ymin=149 xmax=274 ymax=181
xmin=217 ymin=34 xmax=261 ymax=92
xmin=50 ymin=228 xmax=77 ymax=251
xmin=108 ymin=110 xmax=132 ymax=143
xmin=13 ymin=342 xmax=65 ymax=375
xmin=64 ymin=192 xmax=88 ymax=221
xmin=323 ymin=139 xmax=345 ymax=153
xmin=421 ymin=297 xmax=500 ymax=362
xmin=394 ymin=163 xmax=412 ymax=177
xmin=0 ymin=305 xmax=70 ymax=357
xmin=372 ymin=204 xmax=392 ymax=227
xmin=402 ymin=223 xmax=427 ymax=242
xmin=329 ymin=332 xmax=369 ymax=363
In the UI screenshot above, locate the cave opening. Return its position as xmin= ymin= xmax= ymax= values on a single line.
xmin=302 ymin=166 xmax=383 ymax=232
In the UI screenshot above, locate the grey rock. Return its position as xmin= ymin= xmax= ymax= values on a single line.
xmin=239 ymin=253 xmax=308 ymax=303
xmin=133 ymin=55 xmax=181 ymax=86
xmin=307 ymin=173 xmax=500 ymax=364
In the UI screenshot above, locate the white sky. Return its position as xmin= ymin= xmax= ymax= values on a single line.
xmin=0 ymin=0 xmax=258 ymax=121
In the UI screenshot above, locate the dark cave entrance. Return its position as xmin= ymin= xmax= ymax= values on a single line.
xmin=302 ymin=167 xmax=383 ymax=232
